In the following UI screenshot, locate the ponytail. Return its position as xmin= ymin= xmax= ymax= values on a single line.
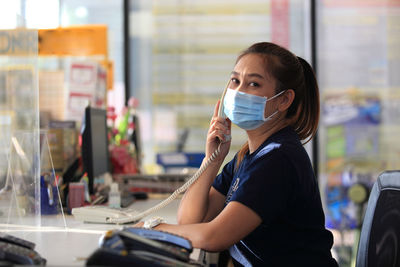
xmin=295 ymin=56 xmax=319 ymax=144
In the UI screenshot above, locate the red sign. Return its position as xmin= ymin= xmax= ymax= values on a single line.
xmin=271 ymin=0 xmax=289 ymax=48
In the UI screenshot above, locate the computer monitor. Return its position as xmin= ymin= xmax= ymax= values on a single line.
xmin=81 ymin=106 xmax=109 ymax=194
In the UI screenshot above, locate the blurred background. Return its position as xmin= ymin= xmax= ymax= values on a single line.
xmin=1 ymin=0 xmax=399 ymax=266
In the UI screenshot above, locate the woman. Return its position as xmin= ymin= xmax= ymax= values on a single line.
xmin=138 ymin=42 xmax=337 ymax=266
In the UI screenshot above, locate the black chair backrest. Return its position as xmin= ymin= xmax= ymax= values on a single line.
xmin=356 ymin=170 xmax=400 ymax=267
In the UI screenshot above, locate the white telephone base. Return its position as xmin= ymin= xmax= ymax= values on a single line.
xmin=72 ymin=206 xmax=141 ymax=224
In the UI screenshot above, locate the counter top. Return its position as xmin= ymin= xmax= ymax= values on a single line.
xmin=1 ymin=198 xmax=183 ymax=266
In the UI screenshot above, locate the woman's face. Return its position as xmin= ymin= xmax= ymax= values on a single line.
xmin=229 ymin=53 xmax=277 ymax=99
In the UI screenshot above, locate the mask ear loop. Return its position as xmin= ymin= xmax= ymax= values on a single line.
xmin=263 ymin=90 xmax=286 ymax=121
xmin=267 ymin=90 xmax=286 ymax=101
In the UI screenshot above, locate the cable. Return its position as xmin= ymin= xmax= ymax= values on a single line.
xmin=82 ymin=79 xmax=231 ymax=224
xmin=107 ymin=143 xmax=222 ymax=224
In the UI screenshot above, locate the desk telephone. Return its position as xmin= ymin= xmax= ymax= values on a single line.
xmin=72 ymin=80 xmax=231 ymax=224
xmin=0 ymin=233 xmax=46 ymax=265
xmin=87 ymin=227 xmax=204 ymax=266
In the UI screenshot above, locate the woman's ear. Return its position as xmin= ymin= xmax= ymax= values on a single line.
xmin=278 ymin=89 xmax=295 ymax=111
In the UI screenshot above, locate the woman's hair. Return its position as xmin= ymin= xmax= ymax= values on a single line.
xmin=235 ymin=42 xmax=320 ymax=167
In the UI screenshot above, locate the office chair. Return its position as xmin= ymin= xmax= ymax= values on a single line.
xmin=356 ymin=170 xmax=400 ymax=267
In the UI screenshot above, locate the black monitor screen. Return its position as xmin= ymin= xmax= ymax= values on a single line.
xmin=81 ymin=107 xmax=109 ymax=194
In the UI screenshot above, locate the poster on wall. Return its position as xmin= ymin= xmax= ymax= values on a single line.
xmin=66 ymin=61 xmax=106 ymax=122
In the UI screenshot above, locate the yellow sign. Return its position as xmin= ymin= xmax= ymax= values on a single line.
xmin=38 ymin=25 xmax=107 ymax=56
xmin=0 ymin=29 xmax=38 ymax=56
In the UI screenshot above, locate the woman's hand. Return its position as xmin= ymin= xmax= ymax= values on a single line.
xmin=205 ymin=100 xmax=231 ymax=163
xmin=133 ymin=221 xmax=144 ymax=228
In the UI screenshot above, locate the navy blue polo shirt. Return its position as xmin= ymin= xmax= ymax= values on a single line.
xmin=212 ymin=126 xmax=337 ymax=266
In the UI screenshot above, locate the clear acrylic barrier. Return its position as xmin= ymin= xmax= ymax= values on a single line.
xmin=0 ymin=28 xmax=66 ymax=229
xmin=0 ymin=131 xmax=40 ymax=226
xmin=38 ymin=130 xmax=67 ymax=227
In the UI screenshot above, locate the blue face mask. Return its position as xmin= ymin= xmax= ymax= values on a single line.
xmin=223 ymin=88 xmax=285 ymax=130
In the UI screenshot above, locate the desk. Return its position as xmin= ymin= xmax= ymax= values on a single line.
xmin=1 ymin=198 xmax=211 ymax=266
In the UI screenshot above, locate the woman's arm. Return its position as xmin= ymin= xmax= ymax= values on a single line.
xmin=177 ymin=100 xmax=231 ymax=224
xmin=176 ymin=161 xmax=224 ymax=224
xmin=157 ymin=201 xmax=262 ymax=252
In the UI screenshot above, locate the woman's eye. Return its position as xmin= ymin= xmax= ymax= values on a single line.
xmin=231 ymin=78 xmax=239 ymax=84
xmin=249 ymin=82 xmax=260 ymax=87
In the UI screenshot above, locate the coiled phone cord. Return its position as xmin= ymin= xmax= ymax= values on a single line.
xmin=107 ymin=143 xmax=222 ymax=224
xmin=108 ymin=80 xmax=231 ymax=224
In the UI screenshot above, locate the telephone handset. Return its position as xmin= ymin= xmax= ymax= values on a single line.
xmin=217 ymin=79 xmax=231 ymax=142
xmin=218 ymin=80 xmax=229 ymax=119
xmin=0 ymin=233 xmax=46 ymax=265
xmin=72 ymin=80 xmax=232 ymax=224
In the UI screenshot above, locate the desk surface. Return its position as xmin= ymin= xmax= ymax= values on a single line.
xmin=1 ymin=198 xmax=183 ymax=266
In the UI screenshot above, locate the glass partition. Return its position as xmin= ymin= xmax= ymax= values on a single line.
xmin=129 ymin=0 xmax=312 ymax=169
xmin=317 ymin=1 xmax=400 ymax=265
